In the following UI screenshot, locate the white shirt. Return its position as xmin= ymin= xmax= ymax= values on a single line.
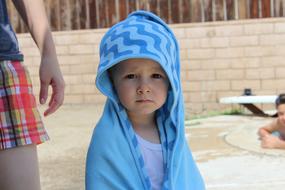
xmin=135 ymin=134 xmax=164 ymax=190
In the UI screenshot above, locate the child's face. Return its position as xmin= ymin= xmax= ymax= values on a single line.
xmin=277 ymin=104 xmax=285 ymax=125
xmin=110 ymin=58 xmax=169 ymax=117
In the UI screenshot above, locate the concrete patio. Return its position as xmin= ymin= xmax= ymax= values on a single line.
xmin=37 ymin=104 xmax=285 ymax=190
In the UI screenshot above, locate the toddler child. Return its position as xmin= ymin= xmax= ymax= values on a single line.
xmin=86 ymin=10 xmax=205 ymax=190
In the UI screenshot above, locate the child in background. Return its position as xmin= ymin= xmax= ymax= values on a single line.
xmin=86 ymin=10 xmax=205 ymax=189
xmin=258 ymin=94 xmax=285 ymax=149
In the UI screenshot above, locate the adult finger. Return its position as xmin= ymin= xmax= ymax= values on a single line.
xmin=44 ymin=83 xmax=64 ymax=116
xmin=39 ymin=80 xmax=49 ymax=104
xmin=44 ymin=93 xmax=63 ymax=116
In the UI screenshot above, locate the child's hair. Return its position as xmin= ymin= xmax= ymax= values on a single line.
xmin=275 ymin=94 xmax=285 ymax=107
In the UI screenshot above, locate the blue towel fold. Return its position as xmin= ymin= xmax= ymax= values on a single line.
xmin=86 ymin=10 xmax=205 ymax=190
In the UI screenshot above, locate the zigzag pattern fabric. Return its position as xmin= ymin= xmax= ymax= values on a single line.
xmin=86 ymin=10 xmax=205 ymax=190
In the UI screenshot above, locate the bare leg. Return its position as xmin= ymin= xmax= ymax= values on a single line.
xmin=0 ymin=144 xmax=41 ymax=190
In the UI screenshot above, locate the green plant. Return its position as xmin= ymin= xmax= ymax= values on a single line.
xmin=222 ymin=108 xmax=244 ymax=115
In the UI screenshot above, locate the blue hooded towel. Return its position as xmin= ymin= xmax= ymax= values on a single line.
xmin=86 ymin=10 xmax=205 ymax=190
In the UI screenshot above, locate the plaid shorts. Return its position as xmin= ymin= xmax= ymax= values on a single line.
xmin=0 ymin=60 xmax=49 ymax=150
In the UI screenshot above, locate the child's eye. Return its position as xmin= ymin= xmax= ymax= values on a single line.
xmin=152 ymin=73 xmax=163 ymax=78
xmin=125 ymin=74 xmax=136 ymax=79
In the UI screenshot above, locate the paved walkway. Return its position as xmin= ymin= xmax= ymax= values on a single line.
xmin=187 ymin=115 xmax=285 ymax=190
xmin=37 ymin=105 xmax=285 ymax=190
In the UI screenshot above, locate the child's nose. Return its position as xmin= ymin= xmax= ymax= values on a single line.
xmin=137 ymin=80 xmax=150 ymax=94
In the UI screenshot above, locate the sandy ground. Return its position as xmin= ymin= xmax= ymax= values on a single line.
xmin=37 ymin=104 xmax=285 ymax=190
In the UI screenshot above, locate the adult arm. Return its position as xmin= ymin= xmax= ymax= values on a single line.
xmin=12 ymin=0 xmax=65 ymax=116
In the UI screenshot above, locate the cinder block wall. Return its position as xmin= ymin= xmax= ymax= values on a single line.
xmin=18 ymin=18 xmax=285 ymax=117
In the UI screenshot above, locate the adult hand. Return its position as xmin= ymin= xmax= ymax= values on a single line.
xmin=39 ymin=56 xmax=65 ymax=117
